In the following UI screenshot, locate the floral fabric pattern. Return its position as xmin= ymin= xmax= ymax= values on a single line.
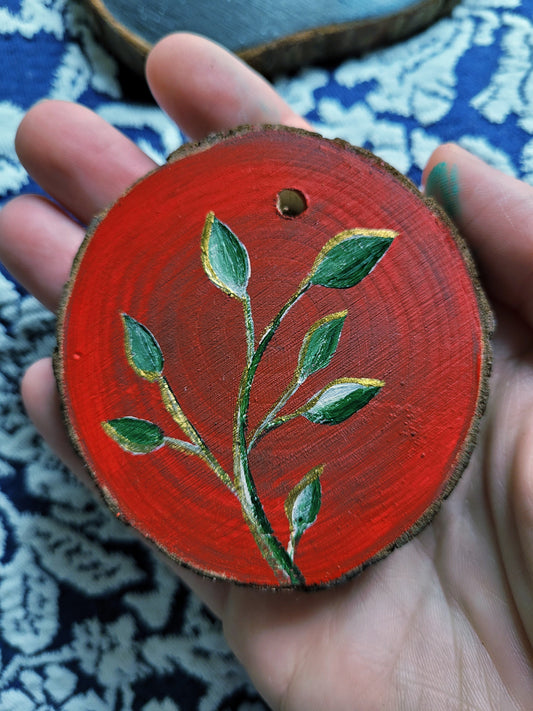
xmin=1 ymin=0 xmax=533 ymax=708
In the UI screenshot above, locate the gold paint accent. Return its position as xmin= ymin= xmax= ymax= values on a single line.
xmin=242 ymin=292 xmax=255 ymax=365
xmin=292 ymin=377 xmax=385 ymax=419
xmin=121 ymin=313 xmax=161 ymax=383
xmin=101 ymin=419 xmax=163 ymax=454
xmin=200 ymin=211 xmax=246 ymax=302
xmin=101 ymin=420 xmax=120 ymax=443
xmin=159 ymin=375 xmax=236 ymax=493
xmin=305 ymin=309 xmax=348 ymax=332
xmin=248 ymin=310 xmax=348 ymax=448
xmin=159 ymin=376 xmax=195 ymax=439
xmin=164 ymin=437 xmax=201 ymax=456
xmin=284 ymin=464 xmax=324 ymax=531
xmin=297 ymin=309 xmax=348 ymax=378
xmin=305 ymin=228 xmax=398 ymax=285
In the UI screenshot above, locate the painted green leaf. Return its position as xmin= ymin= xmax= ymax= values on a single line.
xmin=122 ymin=314 xmax=164 ymax=382
xmin=309 ymin=229 xmax=396 ymax=289
xmin=201 ymin=212 xmax=250 ymax=300
xmin=285 ymin=465 xmax=323 ymax=557
xmin=297 ymin=311 xmax=347 ymax=381
xmin=103 ymin=417 xmax=165 ymax=454
xmin=301 ymin=377 xmax=384 ymax=425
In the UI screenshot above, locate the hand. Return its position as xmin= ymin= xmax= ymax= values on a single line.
xmin=1 ymin=33 xmax=532 ymax=711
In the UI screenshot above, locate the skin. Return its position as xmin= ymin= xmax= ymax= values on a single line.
xmin=1 ymin=32 xmax=533 ymax=711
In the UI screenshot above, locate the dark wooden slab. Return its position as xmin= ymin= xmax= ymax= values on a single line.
xmin=55 ymin=126 xmax=491 ymax=589
xmin=84 ymin=0 xmax=461 ymax=76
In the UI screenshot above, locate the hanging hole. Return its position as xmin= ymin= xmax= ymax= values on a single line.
xmin=276 ymin=189 xmax=308 ymax=218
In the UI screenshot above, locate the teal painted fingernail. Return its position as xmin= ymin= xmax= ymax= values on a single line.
xmin=425 ymin=162 xmax=460 ymax=219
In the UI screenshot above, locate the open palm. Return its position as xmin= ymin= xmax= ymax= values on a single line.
xmin=1 ymin=34 xmax=532 ymax=711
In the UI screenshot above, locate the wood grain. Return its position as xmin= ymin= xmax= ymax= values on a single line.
xmin=56 ymin=126 xmax=492 ymax=588
xmin=84 ymin=0 xmax=461 ymax=77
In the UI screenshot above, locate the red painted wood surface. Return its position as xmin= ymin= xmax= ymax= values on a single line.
xmin=57 ymin=126 xmax=490 ymax=588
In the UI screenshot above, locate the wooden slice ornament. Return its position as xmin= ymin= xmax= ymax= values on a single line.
xmin=84 ymin=0 xmax=461 ymax=76
xmin=55 ymin=126 xmax=492 ymax=589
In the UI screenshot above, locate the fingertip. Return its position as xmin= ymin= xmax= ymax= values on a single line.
xmin=21 ymin=358 xmax=61 ymax=439
xmin=422 ymin=142 xmax=533 ymax=322
xmin=422 ymin=144 xmax=484 ymax=221
xmin=14 ymin=98 xmax=48 ymax=153
xmin=146 ymin=32 xmax=310 ymax=138
xmin=14 ymin=99 xmax=156 ymax=222
xmin=0 ymin=194 xmax=83 ymax=311
xmin=20 ymin=358 xmax=48 ymax=413
xmin=146 ymin=32 xmax=215 ymax=75
xmin=422 ymin=143 xmax=464 ymax=188
xmin=424 ymin=159 xmax=461 ymax=221
xmin=21 ymin=358 xmax=88 ymax=480
xmin=15 ymin=100 xmax=77 ymax=163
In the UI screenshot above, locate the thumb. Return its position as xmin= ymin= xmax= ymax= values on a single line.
xmin=423 ymin=144 xmax=533 ymax=327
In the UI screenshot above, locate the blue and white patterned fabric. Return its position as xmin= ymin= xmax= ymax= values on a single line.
xmin=1 ymin=1 xmax=533 ymax=709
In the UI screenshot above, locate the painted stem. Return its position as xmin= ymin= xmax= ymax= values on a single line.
xmin=232 ymin=283 xmax=311 ymax=584
xmin=165 ymin=437 xmax=202 ymax=456
xmin=287 ymin=533 xmax=297 ymax=562
xmin=159 ymin=376 xmax=236 ymax=493
xmin=247 ymin=375 xmax=302 ymax=452
xmin=242 ymin=293 xmax=255 ymax=366
xmin=249 ymin=411 xmax=300 ymax=447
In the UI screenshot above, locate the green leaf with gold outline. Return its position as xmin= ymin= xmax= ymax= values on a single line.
xmin=103 ymin=417 xmax=165 ymax=453
xmin=122 ymin=314 xmax=164 ymax=382
xmin=285 ymin=465 xmax=323 ymax=560
xmin=297 ymin=310 xmax=347 ymax=381
xmin=201 ymin=212 xmax=250 ymax=300
xmin=308 ymin=229 xmax=397 ymax=289
xmin=301 ymin=377 xmax=384 ymax=425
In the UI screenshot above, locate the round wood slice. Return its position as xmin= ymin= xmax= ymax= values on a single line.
xmin=55 ymin=126 xmax=492 ymax=589
xmin=84 ymin=0 xmax=461 ymax=77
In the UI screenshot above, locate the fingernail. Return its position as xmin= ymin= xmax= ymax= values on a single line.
xmin=425 ymin=162 xmax=460 ymax=220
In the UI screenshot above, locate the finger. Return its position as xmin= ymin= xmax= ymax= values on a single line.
xmin=178 ymin=568 xmax=231 ymax=618
xmin=22 ymin=358 xmax=238 ymax=618
xmin=15 ymin=100 xmax=156 ymax=225
xmin=510 ymin=409 xmax=533 ymax=644
xmin=0 ymin=195 xmax=83 ymax=311
xmin=15 ymin=36 xmax=310 ymax=236
xmin=423 ymin=144 xmax=533 ymax=327
xmin=21 ymin=358 xmax=94 ymax=485
xmin=146 ymin=33 xmax=311 ymax=138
